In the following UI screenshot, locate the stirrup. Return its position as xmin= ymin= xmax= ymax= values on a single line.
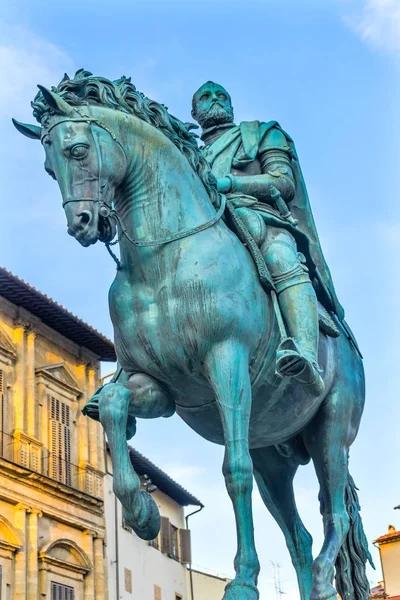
xmin=276 ymin=338 xmax=325 ymax=397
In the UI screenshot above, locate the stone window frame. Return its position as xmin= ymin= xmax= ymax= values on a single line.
xmin=35 ymin=364 xmax=82 ymax=484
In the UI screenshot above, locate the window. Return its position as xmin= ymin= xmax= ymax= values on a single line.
xmin=51 ymin=582 xmax=74 ymax=600
xmin=154 ymin=584 xmax=162 ymax=600
xmin=49 ymin=397 xmax=72 ymax=486
xmin=124 ymin=568 xmax=132 ymax=593
xmin=160 ymin=517 xmax=191 ymax=563
xmin=170 ymin=525 xmax=179 ymax=561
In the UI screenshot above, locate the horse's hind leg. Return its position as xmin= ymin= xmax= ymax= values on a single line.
xmin=303 ymin=380 xmax=365 ymax=600
xmin=251 ymin=443 xmax=313 ymax=600
xmin=98 ymin=374 xmax=174 ymax=541
xmin=205 ymin=340 xmax=260 ymax=600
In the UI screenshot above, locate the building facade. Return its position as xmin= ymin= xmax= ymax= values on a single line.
xmin=189 ymin=570 xmax=230 ymax=600
xmin=105 ymin=447 xmax=203 ymax=600
xmin=373 ymin=524 xmax=400 ymax=599
xmin=0 ymin=268 xmax=115 ymax=600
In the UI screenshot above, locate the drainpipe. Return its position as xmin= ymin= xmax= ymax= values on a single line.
xmin=185 ymin=505 xmax=204 ymax=600
xmin=114 ymin=496 xmax=120 ymax=600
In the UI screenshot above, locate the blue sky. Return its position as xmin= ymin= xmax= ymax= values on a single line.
xmin=0 ymin=0 xmax=399 ymax=597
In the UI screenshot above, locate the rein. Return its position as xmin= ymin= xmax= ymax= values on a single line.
xmin=46 ymin=113 xmax=226 ymax=269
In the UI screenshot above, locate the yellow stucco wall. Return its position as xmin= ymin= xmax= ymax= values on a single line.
xmin=0 ymin=294 xmax=107 ymax=599
xmin=189 ymin=569 xmax=230 ymax=600
xmin=380 ymin=539 xmax=400 ymax=597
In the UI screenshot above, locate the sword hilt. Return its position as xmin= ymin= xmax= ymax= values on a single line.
xmin=270 ymin=186 xmax=298 ymax=227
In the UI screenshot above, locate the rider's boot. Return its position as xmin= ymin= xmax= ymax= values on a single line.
xmin=275 ymin=281 xmax=325 ymax=398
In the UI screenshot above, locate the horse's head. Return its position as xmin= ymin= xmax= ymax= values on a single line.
xmin=13 ymin=87 xmax=127 ymax=247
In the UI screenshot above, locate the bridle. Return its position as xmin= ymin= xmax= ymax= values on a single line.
xmin=43 ymin=113 xmax=226 ymax=270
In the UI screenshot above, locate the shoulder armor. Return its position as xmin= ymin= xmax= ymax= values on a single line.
xmin=260 ymin=127 xmax=290 ymax=153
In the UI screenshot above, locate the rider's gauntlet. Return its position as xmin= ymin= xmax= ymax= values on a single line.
xmin=226 ymin=148 xmax=295 ymax=205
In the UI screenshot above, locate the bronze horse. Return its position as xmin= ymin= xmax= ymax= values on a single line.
xmin=13 ymin=71 xmax=372 ymax=600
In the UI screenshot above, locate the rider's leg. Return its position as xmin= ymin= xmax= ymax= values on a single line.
xmin=234 ymin=210 xmax=323 ymax=396
xmin=262 ymin=227 xmax=324 ymax=396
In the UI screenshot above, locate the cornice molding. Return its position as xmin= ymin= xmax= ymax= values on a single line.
xmin=39 ymin=538 xmax=92 ymax=574
xmin=39 ymin=554 xmax=90 ymax=575
xmin=36 ymin=362 xmax=83 ymax=396
xmin=0 ymin=456 xmax=104 ymax=517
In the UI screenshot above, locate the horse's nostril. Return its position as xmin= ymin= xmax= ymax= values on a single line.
xmin=79 ymin=210 xmax=92 ymax=226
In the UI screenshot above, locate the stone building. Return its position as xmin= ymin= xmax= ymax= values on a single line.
xmin=0 ymin=267 xmax=115 ymax=600
xmin=105 ymin=447 xmax=203 ymax=600
xmin=373 ymin=523 xmax=400 ymax=599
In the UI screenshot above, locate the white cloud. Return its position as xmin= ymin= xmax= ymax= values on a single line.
xmin=0 ymin=21 xmax=74 ymax=119
xmin=342 ymin=0 xmax=400 ymax=54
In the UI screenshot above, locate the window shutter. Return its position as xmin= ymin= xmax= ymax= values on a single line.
xmin=160 ymin=516 xmax=171 ymax=554
xmin=124 ymin=568 xmax=132 ymax=593
xmin=19 ymin=439 xmax=29 ymax=468
xmin=179 ymin=528 xmax=192 ymax=564
xmin=51 ymin=582 xmax=74 ymax=600
xmin=30 ymin=444 xmax=40 ymax=472
xmin=86 ymin=470 xmax=94 ymax=495
xmin=95 ymin=473 xmax=103 ymax=498
xmin=49 ymin=397 xmax=72 ymax=485
xmin=154 ymin=584 xmax=162 ymax=600
xmin=64 ymin=426 xmax=71 ymax=486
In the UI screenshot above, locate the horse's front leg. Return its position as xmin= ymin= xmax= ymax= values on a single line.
xmin=98 ymin=374 xmax=174 ymax=541
xmin=205 ymin=340 xmax=260 ymax=600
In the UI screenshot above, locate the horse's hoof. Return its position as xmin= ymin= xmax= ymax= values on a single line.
xmin=123 ymin=490 xmax=160 ymax=541
xmin=310 ymin=583 xmax=337 ymax=600
xmin=222 ymin=580 xmax=259 ymax=600
xmin=82 ymin=393 xmax=101 ymax=421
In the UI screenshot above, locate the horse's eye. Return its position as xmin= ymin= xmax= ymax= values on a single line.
xmin=70 ymin=144 xmax=89 ymax=158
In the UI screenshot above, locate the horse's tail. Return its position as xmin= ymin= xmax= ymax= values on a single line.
xmin=335 ymin=473 xmax=375 ymax=600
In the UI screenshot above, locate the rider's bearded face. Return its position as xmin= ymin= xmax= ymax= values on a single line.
xmin=192 ymin=82 xmax=234 ymax=130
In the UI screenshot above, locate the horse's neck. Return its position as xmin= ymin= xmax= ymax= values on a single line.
xmin=114 ymin=116 xmax=216 ymax=267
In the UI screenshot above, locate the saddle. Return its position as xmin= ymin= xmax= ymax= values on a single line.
xmin=224 ymin=199 xmax=340 ymax=339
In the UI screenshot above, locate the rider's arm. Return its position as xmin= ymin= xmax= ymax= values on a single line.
xmin=217 ymin=128 xmax=295 ymax=205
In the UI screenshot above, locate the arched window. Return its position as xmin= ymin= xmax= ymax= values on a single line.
xmin=0 ymin=515 xmax=22 ymax=599
xmin=39 ymin=539 xmax=92 ymax=600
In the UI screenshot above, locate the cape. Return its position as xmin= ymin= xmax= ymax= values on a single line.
xmin=202 ymin=120 xmax=345 ymax=321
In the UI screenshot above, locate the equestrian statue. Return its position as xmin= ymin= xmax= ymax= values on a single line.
xmin=13 ymin=70 xmax=373 ymax=600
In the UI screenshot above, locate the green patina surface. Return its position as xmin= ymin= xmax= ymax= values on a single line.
xmin=14 ymin=70 xmax=372 ymax=600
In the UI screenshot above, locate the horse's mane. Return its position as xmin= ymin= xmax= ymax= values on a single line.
xmin=31 ymin=69 xmax=218 ymax=205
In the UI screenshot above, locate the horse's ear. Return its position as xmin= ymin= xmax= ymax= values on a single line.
xmin=12 ymin=119 xmax=41 ymax=140
xmin=37 ymin=85 xmax=75 ymax=116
